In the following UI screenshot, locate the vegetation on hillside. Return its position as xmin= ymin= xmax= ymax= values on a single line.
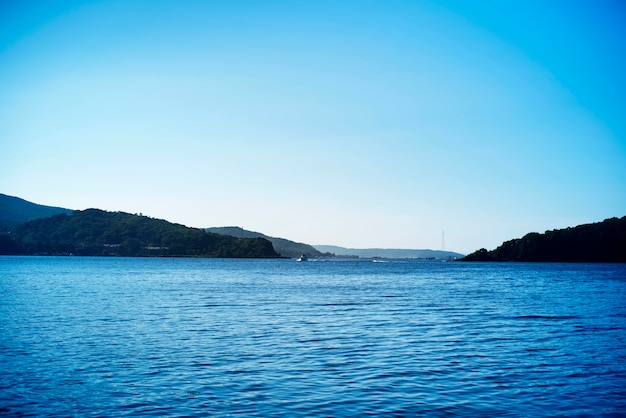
xmin=462 ymin=217 xmax=626 ymax=262
xmin=1 ymin=209 xmax=279 ymax=258
xmin=205 ymin=226 xmax=323 ymax=258
xmin=0 ymin=193 xmax=73 ymax=232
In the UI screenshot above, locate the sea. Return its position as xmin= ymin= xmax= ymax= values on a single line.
xmin=1 ymin=256 xmax=625 ymax=417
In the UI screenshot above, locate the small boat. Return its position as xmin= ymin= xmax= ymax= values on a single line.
xmin=297 ymin=254 xmax=308 ymax=262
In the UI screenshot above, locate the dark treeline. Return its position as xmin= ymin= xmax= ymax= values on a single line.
xmin=462 ymin=216 xmax=626 ymax=263
xmin=0 ymin=209 xmax=279 ymax=258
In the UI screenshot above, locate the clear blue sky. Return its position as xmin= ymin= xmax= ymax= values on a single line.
xmin=1 ymin=0 xmax=625 ymax=253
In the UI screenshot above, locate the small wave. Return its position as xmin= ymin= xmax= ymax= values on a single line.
xmin=513 ymin=315 xmax=579 ymax=320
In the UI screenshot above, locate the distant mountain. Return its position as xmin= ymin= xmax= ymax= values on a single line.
xmin=2 ymin=209 xmax=279 ymax=258
xmin=0 ymin=193 xmax=73 ymax=232
xmin=314 ymin=245 xmax=464 ymax=260
xmin=206 ymin=226 xmax=322 ymax=258
xmin=462 ymin=216 xmax=626 ymax=262
xmin=0 ymin=193 xmax=466 ymax=259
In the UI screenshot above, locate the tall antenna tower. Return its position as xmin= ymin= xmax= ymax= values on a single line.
xmin=441 ymin=229 xmax=445 ymax=250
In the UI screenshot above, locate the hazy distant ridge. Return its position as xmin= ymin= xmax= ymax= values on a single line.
xmin=314 ymin=245 xmax=464 ymax=259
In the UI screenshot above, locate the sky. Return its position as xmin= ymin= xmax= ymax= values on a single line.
xmin=1 ymin=0 xmax=625 ymax=254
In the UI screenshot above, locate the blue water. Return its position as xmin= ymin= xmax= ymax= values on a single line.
xmin=1 ymin=257 xmax=625 ymax=417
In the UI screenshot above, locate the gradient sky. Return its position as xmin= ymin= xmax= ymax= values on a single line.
xmin=1 ymin=0 xmax=625 ymax=253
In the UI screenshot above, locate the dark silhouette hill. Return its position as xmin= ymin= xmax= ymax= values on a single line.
xmin=462 ymin=217 xmax=626 ymax=262
xmin=205 ymin=226 xmax=322 ymax=258
xmin=3 ymin=209 xmax=278 ymax=258
xmin=0 ymin=193 xmax=73 ymax=232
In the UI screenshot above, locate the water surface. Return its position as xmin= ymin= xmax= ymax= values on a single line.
xmin=1 ymin=257 xmax=625 ymax=416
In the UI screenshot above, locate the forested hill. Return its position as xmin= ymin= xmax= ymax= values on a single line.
xmin=0 ymin=193 xmax=73 ymax=232
xmin=205 ymin=226 xmax=323 ymax=258
xmin=462 ymin=217 xmax=626 ymax=263
xmin=1 ymin=209 xmax=279 ymax=258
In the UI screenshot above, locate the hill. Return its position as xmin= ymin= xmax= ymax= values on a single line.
xmin=0 ymin=193 xmax=73 ymax=232
xmin=314 ymin=245 xmax=464 ymax=260
xmin=2 ymin=209 xmax=279 ymax=258
xmin=205 ymin=226 xmax=323 ymax=258
xmin=462 ymin=217 xmax=626 ymax=262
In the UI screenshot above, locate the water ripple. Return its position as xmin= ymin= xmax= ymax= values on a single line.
xmin=1 ymin=257 xmax=625 ymax=416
